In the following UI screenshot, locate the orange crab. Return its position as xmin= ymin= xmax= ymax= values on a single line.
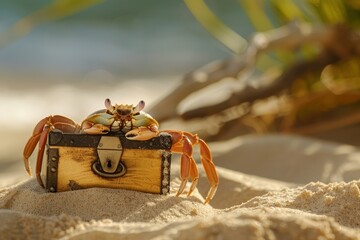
xmin=23 ymin=99 xmax=219 ymax=204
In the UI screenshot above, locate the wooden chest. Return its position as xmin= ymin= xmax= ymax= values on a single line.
xmin=46 ymin=130 xmax=172 ymax=194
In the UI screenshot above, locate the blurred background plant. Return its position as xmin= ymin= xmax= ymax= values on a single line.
xmin=151 ymin=0 xmax=360 ymax=146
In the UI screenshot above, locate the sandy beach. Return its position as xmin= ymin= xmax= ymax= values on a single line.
xmin=3 ymin=1 xmax=360 ymax=238
xmin=1 ymin=131 xmax=360 ymax=239
xmin=1 ymin=77 xmax=360 ymax=240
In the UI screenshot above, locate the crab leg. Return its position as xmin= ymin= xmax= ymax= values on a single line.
xmin=23 ymin=117 xmax=50 ymax=174
xmin=187 ymin=156 xmax=199 ymax=197
xmin=23 ymin=115 xmax=80 ymax=187
xmin=173 ymin=135 xmax=193 ymax=196
xmin=126 ymin=128 xmax=217 ymax=203
xmin=52 ymin=122 xmax=81 ymax=134
xmin=23 ymin=133 xmax=41 ymax=175
xmin=181 ymin=132 xmax=218 ymax=203
xmin=51 ymin=115 xmax=79 ymax=127
xmin=198 ymin=139 xmax=218 ymax=204
xmin=23 ymin=117 xmax=49 ymax=180
xmin=164 ymin=131 xmax=200 ymax=198
xmin=36 ymin=125 xmax=50 ymax=188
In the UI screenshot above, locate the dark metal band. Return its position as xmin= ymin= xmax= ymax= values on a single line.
xmin=160 ymin=151 xmax=172 ymax=195
xmin=48 ymin=130 xmax=172 ymax=150
xmin=46 ymin=148 xmax=59 ymax=192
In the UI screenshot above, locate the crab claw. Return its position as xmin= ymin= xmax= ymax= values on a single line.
xmin=82 ymin=123 xmax=110 ymax=134
xmin=125 ymin=126 xmax=157 ymax=140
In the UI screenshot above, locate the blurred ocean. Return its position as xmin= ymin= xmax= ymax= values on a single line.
xmin=0 ymin=1 xmax=252 ymax=180
xmin=0 ymin=0 xmax=252 ymax=79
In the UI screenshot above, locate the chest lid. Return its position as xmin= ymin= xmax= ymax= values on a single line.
xmin=48 ymin=130 xmax=172 ymax=150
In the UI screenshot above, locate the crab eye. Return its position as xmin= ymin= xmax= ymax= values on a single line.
xmin=133 ymin=100 xmax=145 ymax=113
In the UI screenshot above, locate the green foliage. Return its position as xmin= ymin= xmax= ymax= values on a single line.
xmin=185 ymin=0 xmax=360 ymax=55
xmin=184 ymin=0 xmax=248 ymax=54
xmin=184 ymin=0 xmax=360 ymax=135
xmin=0 ymin=0 xmax=104 ymax=47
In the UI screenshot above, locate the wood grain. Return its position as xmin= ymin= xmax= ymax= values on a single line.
xmin=50 ymin=146 xmax=163 ymax=194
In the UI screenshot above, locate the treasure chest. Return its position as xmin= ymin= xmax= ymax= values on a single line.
xmin=46 ymin=130 xmax=172 ymax=194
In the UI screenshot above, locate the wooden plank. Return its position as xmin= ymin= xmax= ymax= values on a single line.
xmin=52 ymin=146 xmax=163 ymax=194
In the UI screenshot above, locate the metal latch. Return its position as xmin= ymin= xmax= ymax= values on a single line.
xmin=92 ymin=136 xmax=127 ymax=178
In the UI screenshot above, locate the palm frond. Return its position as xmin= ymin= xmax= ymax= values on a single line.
xmin=0 ymin=0 xmax=104 ymax=47
xmin=239 ymin=0 xmax=274 ymax=31
xmin=184 ymin=0 xmax=248 ymax=54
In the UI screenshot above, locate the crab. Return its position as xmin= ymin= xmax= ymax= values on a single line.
xmin=23 ymin=99 xmax=219 ymax=204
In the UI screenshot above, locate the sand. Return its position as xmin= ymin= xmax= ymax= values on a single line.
xmin=1 ymin=134 xmax=360 ymax=239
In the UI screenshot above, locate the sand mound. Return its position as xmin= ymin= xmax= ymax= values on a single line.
xmin=1 ymin=166 xmax=360 ymax=239
xmin=212 ymin=134 xmax=360 ymax=184
xmin=241 ymin=180 xmax=360 ymax=229
xmin=1 ymin=134 xmax=360 ymax=239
